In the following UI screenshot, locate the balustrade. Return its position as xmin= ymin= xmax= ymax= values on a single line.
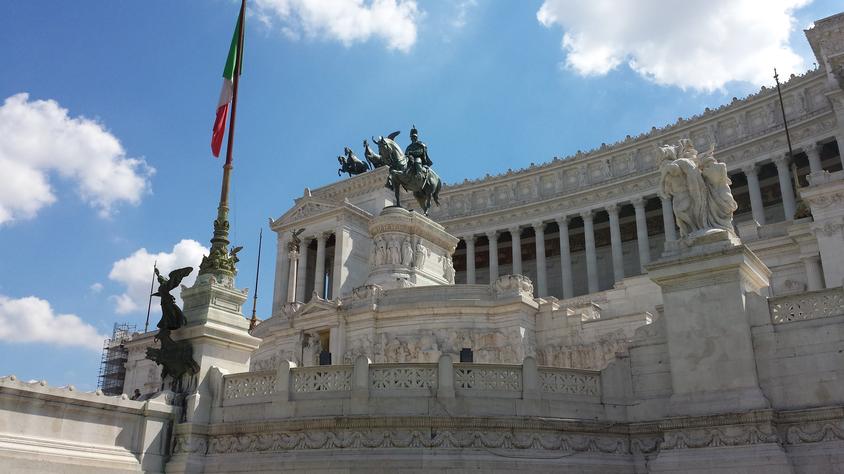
xmin=769 ymin=288 xmax=844 ymax=324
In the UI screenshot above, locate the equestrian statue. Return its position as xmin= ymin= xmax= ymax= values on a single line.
xmin=367 ymin=126 xmax=442 ymax=215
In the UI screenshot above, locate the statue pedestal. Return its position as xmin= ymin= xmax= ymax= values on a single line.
xmin=802 ymin=170 xmax=844 ymax=288
xmin=166 ymin=273 xmax=261 ymax=473
xmin=365 ymin=206 xmax=459 ymax=290
xmin=173 ymin=273 xmax=260 ymax=423
xmin=646 ymin=234 xmax=771 ymax=417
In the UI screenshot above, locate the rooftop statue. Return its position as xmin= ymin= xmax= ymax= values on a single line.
xmin=363 ymin=139 xmax=386 ymax=169
xmin=337 ymin=146 xmax=370 ymax=177
xmin=146 ymin=266 xmax=199 ymax=386
xmin=368 ymin=127 xmax=442 ymax=215
xmin=658 ymin=140 xmax=737 ymax=239
xmin=153 ymin=266 xmax=193 ymax=330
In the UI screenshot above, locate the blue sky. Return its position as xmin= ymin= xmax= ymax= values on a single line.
xmin=0 ymin=0 xmax=840 ymax=390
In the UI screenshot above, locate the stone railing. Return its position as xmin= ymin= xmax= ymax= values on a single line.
xmin=539 ymin=367 xmax=602 ymax=397
xmin=370 ymin=364 xmax=437 ymax=395
xmin=220 ymin=357 xmax=602 ymax=408
xmin=222 ymin=370 xmax=277 ymax=405
xmin=291 ymin=365 xmax=352 ymax=393
xmin=769 ymin=287 xmax=844 ymax=324
xmin=454 ymin=364 xmax=522 ymax=394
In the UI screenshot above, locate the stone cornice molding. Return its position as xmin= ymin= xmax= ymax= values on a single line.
xmin=271 ymin=198 xmax=373 ymax=234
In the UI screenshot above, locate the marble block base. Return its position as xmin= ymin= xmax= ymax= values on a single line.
xmin=366 ymin=206 xmax=459 ymax=290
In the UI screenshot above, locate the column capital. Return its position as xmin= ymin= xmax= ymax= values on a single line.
xmin=555 ymin=215 xmax=570 ymax=226
xmin=741 ymin=162 xmax=759 ymax=176
xmin=485 ymin=230 xmax=498 ymax=240
xmin=532 ymin=221 xmax=545 ymax=233
xmin=508 ymin=225 xmax=521 ymax=236
xmin=461 ymin=234 xmax=476 ymax=245
xmin=605 ymin=203 xmax=620 ymax=215
xmin=801 ymin=142 xmax=821 ymax=156
xmin=631 ymin=196 xmax=647 ymax=209
xmin=773 ymin=153 xmax=791 ymax=167
xmin=659 ymin=194 xmax=671 ymax=203
xmin=580 ymin=210 xmax=594 ymax=221
xmin=315 ymin=232 xmax=329 ymax=243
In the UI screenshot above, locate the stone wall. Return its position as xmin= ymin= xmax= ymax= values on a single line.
xmin=0 ymin=375 xmax=175 ymax=473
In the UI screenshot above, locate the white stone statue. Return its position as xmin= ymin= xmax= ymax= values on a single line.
xmin=374 ymin=236 xmax=387 ymax=265
xmin=659 ymin=140 xmax=737 ymax=239
xmin=700 ymin=150 xmax=738 ymax=231
xmin=387 ymin=237 xmax=401 ymax=264
xmin=413 ymin=241 xmax=427 ymax=268
xmin=442 ymin=256 xmax=455 ymax=284
xmin=401 ymin=238 xmax=413 ymax=266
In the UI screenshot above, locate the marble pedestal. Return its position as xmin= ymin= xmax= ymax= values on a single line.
xmin=647 ymin=230 xmax=771 ymax=416
xmin=802 ymin=170 xmax=844 ymax=288
xmin=366 ymin=206 xmax=459 ymax=290
xmin=166 ymin=273 xmax=261 ymax=473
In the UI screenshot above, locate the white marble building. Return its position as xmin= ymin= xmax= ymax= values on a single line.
xmin=2 ymin=12 xmax=844 ymax=474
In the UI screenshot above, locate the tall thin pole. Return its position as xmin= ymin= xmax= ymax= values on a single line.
xmin=774 ymin=68 xmax=794 ymax=160
xmin=250 ymin=228 xmax=263 ymax=330
xmin=201 ymin=0 xmax=246 ymax=278
xmin=144 ymin=260 xmax=157 ymax=332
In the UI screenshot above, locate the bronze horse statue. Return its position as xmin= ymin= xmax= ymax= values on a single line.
xmin=369 ymin=131 xmax=442 ymax=215
xmin=338 ymin=147 xmax=370 ymax=177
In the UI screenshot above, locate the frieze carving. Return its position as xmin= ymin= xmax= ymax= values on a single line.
xmin=173 ymin=434 xmax=209 ymax=455
xmin=661 ymin=424 xmax=779 ymax=450
xmin=345 ymin=328 xmax=530 ymax=365
xmin=202 ymin=429 xmax=630 ymax=454
xmin=812 ymin=218 xmax=844 ymax=237
xmin=492 ymin=274 xmax=534 ymax=298
xmin=784 ymin=420 xmax=844 ymax=444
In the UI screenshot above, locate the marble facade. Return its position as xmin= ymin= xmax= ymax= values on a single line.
xmin=2 ymin=12 xmax=844 ymax=474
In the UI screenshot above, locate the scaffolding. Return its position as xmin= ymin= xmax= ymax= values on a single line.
xmin=96 ymin=323 xmax=136 ymax=396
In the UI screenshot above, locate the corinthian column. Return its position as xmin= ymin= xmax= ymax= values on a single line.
xmin=557 ymin=216 xmax=573 ymax=299
xmin=606 ymin=204 xmax=625 ymax=283
xmin=273 ymin=236 xmax=290 ymax=311
xmin=509 ymin=226 xmax=522 ymax=275
xmin=313 ymin=233 xmax=327 ymax=299
xmin=296 ymin=237 xmax=310 ymax=302
xmin=464 ymin=235 xmax=476 ymax=284
xmin=287 ymin=248 xmax=299 ymax=303
xmin=632 ymin=197 xmax=651 ymax=271
xmin=533 ymin=222 xmax=547 ymax=296
xmin=486 ymin=231 xmax=499 ymax=282
xmin=581 ymin=211 xmax=598 ymax=294
xmin=660 ymin=196 xmax=677 ymax=242
xmin=773 ymin=154 xmax=797 ymax=220
xmin=804 ymin=143 xmax=823 ymax=174
xmin=742 ymin=164 xmax=766 ymax=225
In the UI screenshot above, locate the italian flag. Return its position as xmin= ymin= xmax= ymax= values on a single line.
xmin=211 ymin=10 xmax=243 ymax=158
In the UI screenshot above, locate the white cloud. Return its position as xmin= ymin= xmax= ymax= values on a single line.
xmin=0 ymin=295 xmax=107 ymax=351
xmin=452 ymin=0 xmax=477 ymax=29
xmin=89 ymin=282 xmax=104 ymax=294
xmin=108 ymin=240 xmax=208 ymax=316
xmin=0 ymin=93 xmax=154 ymax=225
xmin=253 ymin=0 xmax=420 ymax=52
xmin=537 ymin=0 xmax=811 ymax=91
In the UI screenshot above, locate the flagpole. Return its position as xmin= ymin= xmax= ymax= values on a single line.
xmin=249 ymin=228 xmax=263 ymax=330
xmin=773 ymin=68 xmax=794 ymax=161
xmin=144 ymin=260 xmax=157 ymax=332
xmin=201 ymin=0 xmax=246 ymax=279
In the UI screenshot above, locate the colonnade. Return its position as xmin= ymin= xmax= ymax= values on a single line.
xmin=275 ymin=232 xmax=336 ymax=306
xmin=460 ymin=195 xmax=665 ymax=299
xmin=456 ymin=141 xmax=839 ymax=299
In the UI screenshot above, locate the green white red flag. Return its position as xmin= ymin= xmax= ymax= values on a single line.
xmin=211 ymin=10 xmax=243 ymax=158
